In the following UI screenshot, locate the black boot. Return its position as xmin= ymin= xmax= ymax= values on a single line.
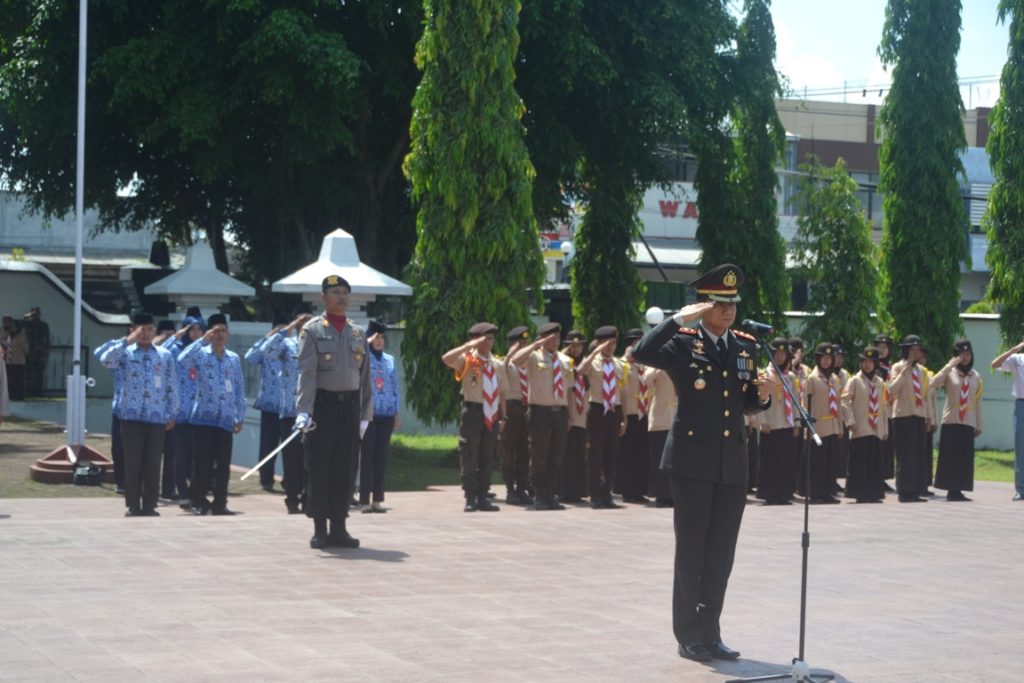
xmin=515 ymin=483 xmax=534 ymax=506
xmin=505 ymin=483 xmax=522 ymax=505
xmin=328 ymin=517 xmax=360 ymax=548
xmin=310 ymin=518 xmax=328 ymax=549
xmin=477 ymin=493 xmax=500 ymax=511
xmin=464 ymin=494 xmax=478 ymax=512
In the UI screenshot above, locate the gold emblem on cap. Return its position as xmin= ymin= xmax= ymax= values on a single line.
xmin=723 ymin=270 xmax=737 ymax=287
xmin=326 ymin=275 xmax=339 ymax=286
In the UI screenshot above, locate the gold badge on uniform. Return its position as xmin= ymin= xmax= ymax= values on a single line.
xmin=693 ymin=340 xmax=705 ymax=355
xmin=324 ymin=353 xmax=332 ymax=361
xmin=694 ymin=378 xmax=706 ymax=390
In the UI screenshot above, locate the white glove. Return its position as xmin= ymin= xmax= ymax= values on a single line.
xmin=359 ymin=420 xmax=369 ymax=439
xmin=294 ymin=413 xmax=311 ymax=432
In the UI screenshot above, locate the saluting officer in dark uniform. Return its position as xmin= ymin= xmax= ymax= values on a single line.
xmin=295 ymin=275 xmax=373 ymax=549
xmin=632 ymin=264 xmax=773 ymax=663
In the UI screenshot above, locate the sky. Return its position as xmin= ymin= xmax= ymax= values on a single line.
xmin=770 ymin=0 xmax=1010 ymax=108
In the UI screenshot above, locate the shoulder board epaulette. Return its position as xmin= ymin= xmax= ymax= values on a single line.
xmin=733 ymin=330 xmax=756 ymax=341
xmin=678 ymin=327 xmax=698 ymax=335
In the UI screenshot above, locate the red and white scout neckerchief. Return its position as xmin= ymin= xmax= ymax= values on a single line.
xmin=482 ymin=359 xmax=499 ymax=430
xmin=601 ymin=358 xmax=617 ymax=415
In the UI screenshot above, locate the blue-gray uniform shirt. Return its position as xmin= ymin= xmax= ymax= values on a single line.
xmin=177 ymin=340 xmax=247 ymax=432
xmin=94 ymin=338 xmax=124 ymax=419
xmin=162 ymin=336 xmax=197 ymax=423
xmin=244 ymin=335 xmax=283 ymax=413
xmin=99 ymin=341 xmax=179 ymax=425
xmin=261 ymin=331 xmax=300 ymax=419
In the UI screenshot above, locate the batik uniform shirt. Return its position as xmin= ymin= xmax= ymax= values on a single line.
xmin=244 ymin=336 xmax=283 ymax=413
xmin=163 ymin=336 xmax=198 ymax=423
xmin=100 ymin=341 xmax=179 ymax=425
xmin=94 ymin=338 xmax=124 ymax=419
xmin=261 ymin=332 xmax=300 ymax=419
xmin=177 ymin=340 xmax=247 ymax=432
xmin=369 ymin=351 xmax=400 ymax=418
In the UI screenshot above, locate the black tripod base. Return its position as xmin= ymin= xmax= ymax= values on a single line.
xmin=726 ymin=659 xmax=835 ymax=682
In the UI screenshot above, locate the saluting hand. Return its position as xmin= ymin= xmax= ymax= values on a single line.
xmin=675 ymin=301 xmax=715 ymax=324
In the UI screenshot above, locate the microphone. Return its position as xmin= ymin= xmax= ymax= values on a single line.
xmin=741 ymin=319 xmax=774 ymax=334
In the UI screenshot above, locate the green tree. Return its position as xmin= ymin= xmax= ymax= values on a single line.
xmin=791 ymin=157 xmax=879 ymax=351
xmin=0 ymin=1 xmax=422 ymax=312
xmin=402 ymin=0 xmax=544 ymax=425
xmin=877 ymin=0 xmax=967 ymax=353
xmin=984 ymin=0 xmax=1024 ymax=346
xmin=517 ymin=0 xmax=736 ymax=334
xmin=694 ymin=0 xmax=788 ymax=330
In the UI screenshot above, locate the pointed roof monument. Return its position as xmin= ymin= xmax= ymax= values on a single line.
xmin=271 ymin=228 xmax=412 ymax=298
xmin=144 ymin=241 xmax=255 ymax=307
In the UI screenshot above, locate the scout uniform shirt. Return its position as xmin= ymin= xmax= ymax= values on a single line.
xmin=644 ymin=366 xmax=676 ymax=432
xmin=804 ymin=367 xmax=843 ymax=438
xmin=524 ymin=347 xmax=573 ymax=408
xmin=754 ymin=365 xmax=798 ymax=432
xmin=887 ymin=359 xmax=929 ymax=419
xmin=455 ymin=350 xmax=508 ymax=405
xmin=840 ymin=371 xmax=889 ymax=440
xmin=567 ymin=359 xmax=588 ymax=429
xmin=503 ymin=356 xmax=526 ymax=403
xmin=581 ymin=353 xmax=624 ymax=408
xmin=620 ymin=357 xmax=647 ymax=418
xmin=296 ymin=315 xmax=373 ymax=422
xmin=929 ymin=366 xmax=983 ymax=431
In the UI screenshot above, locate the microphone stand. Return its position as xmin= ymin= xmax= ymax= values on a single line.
xmin=727 ymin=331 xmax=834 ymax=683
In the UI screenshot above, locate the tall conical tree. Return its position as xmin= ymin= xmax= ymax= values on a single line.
xmin=695 ymin=0 xmax=788 ymax=329
xmin=402 ymin=0 xmax=544 ymax=425
xmin=791 ymin=157 xmax=880 ymax=352
xmin=984 ymin=0 xmax=1024 ymax=346
xmin=877 ymin=0 xmax=967 ymax=353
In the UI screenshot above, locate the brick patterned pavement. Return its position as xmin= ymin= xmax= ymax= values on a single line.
xmin=1 ymin=480 xmax=1023 ymax=682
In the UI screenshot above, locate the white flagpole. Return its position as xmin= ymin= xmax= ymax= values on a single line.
xmin=66 ymin=0 xmax=89 ymax=459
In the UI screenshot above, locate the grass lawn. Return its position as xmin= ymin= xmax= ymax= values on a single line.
xmin=1 ymin=417 xmax=1015 ymax=497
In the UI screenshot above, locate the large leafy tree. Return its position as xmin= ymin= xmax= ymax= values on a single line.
xmin=984 ymin=0 xmax=1024 ymax=346
xmin=0 ymin=1 xmax=421 ymax=303
xmin=791 ymin=157 xmax=879 ymax=351
xmin=694 ymin=0 xmax=788 ymax=330
xmin=517 ymin=0 xmax=736 ymax=334
xmin=877 ymin=0 xmax=967 ymax=353
xmin=402 ymin=0 xmax=544 ymax=424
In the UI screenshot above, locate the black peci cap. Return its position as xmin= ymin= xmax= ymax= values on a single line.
xmin=367 ymin=319 xmax=387 ymax=337
xmin=207 ymin=313 xmax=228 ymax=328
xmin=131 ymin=312 xmax=154 ymax=326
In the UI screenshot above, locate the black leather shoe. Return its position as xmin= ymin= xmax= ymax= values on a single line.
xmin=898 ymin=494 xmax=925 ymax=503
xmin=533 ymin=498 xmax=551 ymax=511
xmin=125 ymin=508 xmax=142 ymax=517
xmin=141 ymin=508 xmax=160 ymax=517
xmin=704 ymin=640 xmax=741 ymax=660
xmin=464 ymin=500 xmax=478 ymax=512
xmin=309 ymin=533 xmax=328 ymax=549
xmin=678 ymin=641 xmax=713 ymax=662
xmin=210 ymin=507 xmax=236 ymax=516
xmin=286 ymin=501 xmax=302 ymax=514
xmin=327 ymin=530 xmax=360 ymax=548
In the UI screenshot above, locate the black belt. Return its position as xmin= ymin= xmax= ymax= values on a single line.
xmin=530 ymin=404 xmax=566 ymax=411
xmin=316 ymin=389 xmax=359 ymax=402
xmin=463 ymin=401 xmax=483 ymax=410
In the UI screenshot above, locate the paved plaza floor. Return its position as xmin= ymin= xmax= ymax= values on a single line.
xmin=1 ymin=479 xmax=1023 ymax=682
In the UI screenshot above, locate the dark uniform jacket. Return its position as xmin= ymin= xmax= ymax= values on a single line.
xmin=632 ymin=318 xmax=769 ymax=485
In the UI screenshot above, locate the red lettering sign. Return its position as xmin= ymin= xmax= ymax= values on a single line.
xmin=683 ymin=202 xmax=698 ymax=219
xmin=658 ymin=200 xmax=680 ymax=218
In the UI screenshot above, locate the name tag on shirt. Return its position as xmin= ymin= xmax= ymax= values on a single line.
xmin=225 ymin=379 xmax=234 ymax=392
xmin=154 ymin=376 xmax=162 ymax=389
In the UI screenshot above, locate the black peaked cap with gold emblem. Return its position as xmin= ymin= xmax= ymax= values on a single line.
xmin=691 ymin=263 xmax=743 ymax=302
